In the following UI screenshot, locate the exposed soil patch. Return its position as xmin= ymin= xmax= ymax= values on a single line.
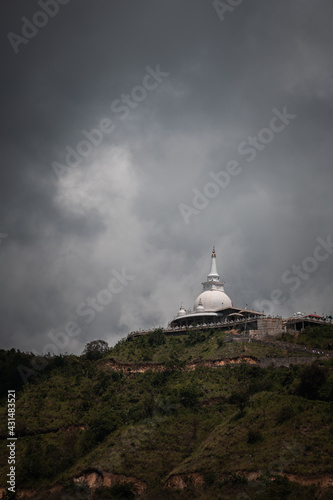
xmin=165 ymin=471 xmax=333 ymax=491
xmin=104 ymin=354 xmax=322 ymax=374
xmin=74 ymin=468 xmax=147 ymax=494
xmin=165 ymin=472 xmax=205 ymax=489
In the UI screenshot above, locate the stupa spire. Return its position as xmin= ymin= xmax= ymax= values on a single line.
xmin=207 ymin=246 xmax=219 ymax=281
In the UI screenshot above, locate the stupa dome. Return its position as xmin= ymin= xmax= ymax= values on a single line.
xmin=195 ymin=298 xmax=205 ymax=312
xmin=194 ymin=289 xmax=232 ymax=312
xmin=193 ymin=246 xmax=232 ymax=311
xmin=177 ymin=303 xmax=186 ymax=317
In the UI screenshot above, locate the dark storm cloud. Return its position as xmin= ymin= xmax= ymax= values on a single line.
xmin=1 ymin=0 xmax=333 ymax=354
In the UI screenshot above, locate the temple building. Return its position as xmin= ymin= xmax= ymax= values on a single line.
xmin=169 ymin=247 xmax=265 ymax=328
xmin=127 ymin=247 xmax=330 ymax=341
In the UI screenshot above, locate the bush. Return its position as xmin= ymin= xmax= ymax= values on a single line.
xmin=185 ymin=330 xmax=207 ymax=346
xmin=179 ymin=385 xmax=201 ymax=408
xmin=79 ymin=411 xmax=120 ymax=453
xmin=229 ymin=389 xmax=249 ymax=416
xmin=2 ymin=492 xmax=19 ymax=500
xmin=247 ymin=429 xmax=264 ymax=444
xmin=297 ymin=363 xmax=328 ymax=400
xmin=0 ymin=348 xmax=41 ymax=397
xmin=230 ymin=472 xmax=247 ymax=485
xmin=151 ymin=371 xmax=170 ymax=387
xmin=147 ymin=329 xmax=166 ymax=347
xmin=216 ymin=338 xmax=224 ymax=349
xmin=82 ymin=340 xmax=109 ymax=360
xmin=220 ymin=473 xmax=247 ymax=486
xmin=319 ymin=376 xmax=333 ymax=402
xmin=89 ymin=413 xmax=119 ymax=442
xmin=108 ymin=482 xmax=137 ymax=499
xmin=276 ymin=404 xmax=295 ymax=424
xmin=297 ymin=325 xmax=333 ymax=350
xmin=248 ymin=378 xmax=272 ymax=395
xmin=92 ymin=486 xmax=115 ymax=498
xmin=165 ymin=357 xmax=185 ymax=371
xmin=17 ymin=438 xmax=43 ymax=484
xmin=203 ymin=471 xmax=216 ymax=485
xmin=255 ymin=475 xmax=317 ymax=500
xmin=94 ymin=371 xmax=113 ymax=394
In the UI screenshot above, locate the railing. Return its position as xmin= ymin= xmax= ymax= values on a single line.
xmin=127 ymin=315 xmax=273 ymax=338
xmin=127 ymin=315 xmax=332 ymax=340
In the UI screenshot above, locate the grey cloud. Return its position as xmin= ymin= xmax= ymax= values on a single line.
xmin=1 ymin=0 xmax=333 ymax=353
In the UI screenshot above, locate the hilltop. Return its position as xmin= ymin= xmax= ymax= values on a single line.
xmin=1 ymin=325 xmax=333 ymax=499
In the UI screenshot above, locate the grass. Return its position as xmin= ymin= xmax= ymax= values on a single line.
xmin=282 ymin=324 xmax=333 ymax=351
xmin=108 ymin=329 xmax=309 ymax=365
xmin=0 ymin=331 xmax=333 ymax=499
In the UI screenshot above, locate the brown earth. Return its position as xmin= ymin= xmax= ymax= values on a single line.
xmin=74 ymin=469 xmax=147 ymax=494
xmin=2 ymin=469 xmax=332 ymax=498
xmin=104 ymin=354 xmax=323 ymax=374
xmin=165 ymin=471 xmax=333 ymax=491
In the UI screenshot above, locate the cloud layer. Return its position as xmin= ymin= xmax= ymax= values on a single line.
xmin=1 ymin=0 xmax=333 ymax=353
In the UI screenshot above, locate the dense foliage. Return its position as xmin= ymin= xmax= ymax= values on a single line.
xmin=1 ymin=329 xmax=333 ymax=499
xmin=82 ymin=340 xmax=110 ymax=360
xmin=282 ymin=324 xmax=333 ymax=350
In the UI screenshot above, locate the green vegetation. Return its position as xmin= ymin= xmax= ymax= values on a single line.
xmin=109 ymin=328 xmax=308 ymax=365
xmin=0 ymin=329 xmax=333 ymax=499
xmin=82 ymin=340 xmax=110 ymax=360
xmin=282 ymin=324 xmax=333 ymax=351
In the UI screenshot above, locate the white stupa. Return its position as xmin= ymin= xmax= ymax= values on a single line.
xmin=193 ymin=246 xmax=232 ymax=312
xmin=169 ymin=247 xmax=264 ymax=328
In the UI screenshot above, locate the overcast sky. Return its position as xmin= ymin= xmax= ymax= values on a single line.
xmin=1 ymin=0 xmax=333 ymax=354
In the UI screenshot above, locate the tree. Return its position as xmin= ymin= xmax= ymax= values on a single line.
xmin=82 ymin=340 xmax=109 ymax=360
xmin=229 ymin=388 xmax=249 ymax=417
xmin=147 ymin=328 xmax=166 ymax=347
xmin=17 ymin=438 xmax=42 ymax=484
xmin=179 ymin=385 xmax=201 ymax=408
xmin=297 ymin=363 xmax=328 ymax=400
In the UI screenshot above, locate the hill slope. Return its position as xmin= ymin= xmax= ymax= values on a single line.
xmin=1 ymin=327 xmax=333 ymax=499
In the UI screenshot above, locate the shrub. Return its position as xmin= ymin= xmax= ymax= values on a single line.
xmin=82 ymin=340 xmax=109 ymax=360
xmin=185 ymin=330 xmax=207 ymax=346
xmin=203 ymin=471 xmax=216 ymax=485
xmin=147 ymin=328 xmax=166 ymax=347
xmin=217 ymin=338 xmax=224 ymax=349
xmin=276 ymin=404 xmax=294 ymax=424
xmin=165 ymin=357 xmax=185 ymax=370
xmin=79 ymin=411 xmax=120 ymax=453
xmin=248 ymin=378 xmax=272 ymax=395
xmin=179 ymin=385 xmax=201 ymax=408
xmin=247 ymin=429 xmax=264 ymax=444
xmin=297 ymin=363 xmax=328 ymax=400
xmin=108 ymin=482 xmax=137 ymax=499
xmin=319 ymin=376 xmax=333 ymax=402
xmin=17 ymin=438 xmax=43 ymax=484
xmin=230 ymin=472 xmax=247 ymax=485
xmin=151 ymin=371 xmax=169 ymax=387
xmin=229 ymin=389 xmax=249 ymax=416
xmin=297 ymin=325 xmax=333 ymax=350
